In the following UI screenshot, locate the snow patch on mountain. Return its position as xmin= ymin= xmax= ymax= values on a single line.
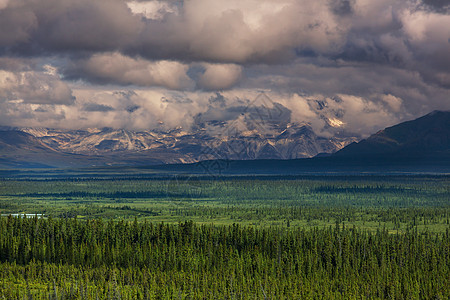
xmin=20 ymin=122 xmax=357 ymax=163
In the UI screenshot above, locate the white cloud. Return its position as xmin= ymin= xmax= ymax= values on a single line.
xmin=72 ymin=52 xmax=194 ymax=90
xmin=0 ymin=69 xmax=75 ymax=105
xmin=137 ymin=0 xmax=346 ymax=62
xmin=381 ymin=94 xmax=402 ymax=112
xmin=0 ymin=70 xmax=16 ymax=91
xmin=0 ymin=0 xmax=9 ymax=10
xmin=400 ymin=8 xmax=450 ymax=71
xmin=197 ymin=63 xmax=242 ymax=90
xmin=331 ymin=94 xmax=399 ymax=135
xmin=127 ymin=1 xmax=178 ymax=20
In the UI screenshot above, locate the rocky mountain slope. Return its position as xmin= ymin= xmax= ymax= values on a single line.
xmin=1 ymin=111 xmax=448 ymax=172
xmin=17 ymin=121 xmax=355 ymax=166
xmin=334 ymin=110 xmax=450 ymax=157
xmin=0 ymin=130 xmax=92 ymax=168
xmin=153 ymin=110 xmax=450 ymax=175
xmin=0 ymin=92 xmax=359 ymax=168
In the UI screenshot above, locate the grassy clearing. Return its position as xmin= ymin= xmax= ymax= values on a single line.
xmin=0 ymin=175 xmax=448 ymax=232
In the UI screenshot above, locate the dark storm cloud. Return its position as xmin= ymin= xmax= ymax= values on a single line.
xmin=1 ymin=0 xmax=448 ymax=89
xmin=0 ymin=57 xmax=35 ymax=72
xmin=0 ymin=0 xmax=448 ymax=136
xmin=330 ymin=0 xmax=354 ymax=16
xmin=422 ymin=0 xmax=450 ymax=13
xmin=0 ymin=0 xmax=344 ymax=62
xmin=83 ymin=103 xmax=115 ymax=112
xmin=208 ymin=93 xmax=226 ymax=108
xmin=125 ymin=105 xmax=140 ymax=113
xmin=161 ymin=95 xmax=193 ymax=104
xmin=0 ymin=4 xmax=37 ymax=47
xmin=113 ymin=90 xmax=138 ymax=100
xmin=246 ymin=58 xmax=450 ymax=114
xmin=0 ymin=0 xmax=141 ymax=54
xmin=0 ymin=0 xmax=447 ymax=69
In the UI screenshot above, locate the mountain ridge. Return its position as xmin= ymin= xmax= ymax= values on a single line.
xmin=148 ymin=110 xmax=450 ymax=174
xmin=18 ymin=122 xmax=353 ymax=160
xmin=0 ymin=122 xmax=356 ymax=168
xmin=334 ymin=110 xmax=450 ymax=157
xmin=0 ymin=110 xmax=448 ymax=173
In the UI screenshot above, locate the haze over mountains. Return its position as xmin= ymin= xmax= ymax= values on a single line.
xmin=153 ymin=110 xmax=450 ymax=174
xmin=0 ymin=121 xmax=355 ymax=168
xmin=0 ymin=110 xmax=448 ymax=172
xmin=335 ymin=110 xmax=450 ymax=158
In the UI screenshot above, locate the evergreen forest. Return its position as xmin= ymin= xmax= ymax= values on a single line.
xmin=0 ymin=175 xmax=448 ymax=298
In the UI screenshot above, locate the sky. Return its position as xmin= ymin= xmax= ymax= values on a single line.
xmin=0 ymin=0 xmax=449 ymax=138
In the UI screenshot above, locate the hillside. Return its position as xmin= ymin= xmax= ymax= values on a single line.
xmin=0 ymin=111 xmax=448 ymax=173
xmin=150 ymin=110 xmax=450 ymax=175
xmin=334 ymin=110 xmax=450 ymax=158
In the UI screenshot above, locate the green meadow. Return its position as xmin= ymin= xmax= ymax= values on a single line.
xmin=1 ymin=175 xmax=448 ymax=232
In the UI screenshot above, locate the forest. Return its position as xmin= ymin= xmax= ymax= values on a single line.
xmin=0 ymin=175 xmax=448 ymax=298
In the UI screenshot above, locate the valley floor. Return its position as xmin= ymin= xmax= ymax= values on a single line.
xmin=0 ymin=175 xmax=448 ymax=298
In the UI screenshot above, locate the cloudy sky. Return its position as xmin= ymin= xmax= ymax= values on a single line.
xmin=0 ymin=0 xmax=449 ymax=138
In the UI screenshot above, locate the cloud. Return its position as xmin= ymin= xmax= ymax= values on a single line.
xmin=136 ymin=0 xmax=346 ymax=63
xmin=330 ymin=0 xmax=355 ymax=16
xmin=421 ymin=0 xmax=450 ymax=13
xmin=0 ymin=0 xmax=345 ymax=63
xmin=0 ymin=57 xmax=33 ymax=71
xmin=399 ymin=8 xmax=450 ymax=86
xmin=0 ymin=0 xmax=447 ymax=72
xmin=83 ymin=103 xmax=115 ymax=112
xmin=329 ymin=0 xmax=450 ymax=88
xmin=127 ymin=1 xmax=179 ymax=20
xmin=380 ymin=94 xmax=402 ymax=112
xmin=245 ymin=57 xmax=450 ymax=117
xmin=0 ymin=65 xmax=75 ymax=105
xmin=208 ymin=92 xmax=227 ymax=108
xmin=0 ymin=83 xmax=442 ymax=140
xmin=0 ymin=2 xmax=37 ymax=47
xmin=65 ymin=52 xmax=194 ymax=90
xmin=0 ymin=0 xmax=448 ymax=140
xmin=197 ymin=63 xmax=242 ymax=90
xmin=0 ymin=101 xmax=67 ymax=128
xmin=35 ymin=0 xmax=141 ymax=53
xmin=0 ymin=0 xmax=448 ymax=85
xmin=0 ymin=0 xmax=10 ymax=10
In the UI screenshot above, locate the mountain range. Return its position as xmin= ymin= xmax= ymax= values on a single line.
xmin=0 ymin=110 xmax=448 ymax=173
xmin=0 ymin=121 xmax=355 ymax=168
xmin=152 ymin=110 xmax=450 ymax=174
xmin=335 ymin=110 xmax=450 ymax=158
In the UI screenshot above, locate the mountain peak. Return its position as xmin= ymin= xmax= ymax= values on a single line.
xmin=335 ymin=111 xmax=450 ymax=157
xmin=0 ymin=121 xmax=356 ymax=168
xmin=427 ymin=110 xmax=450 ymax=116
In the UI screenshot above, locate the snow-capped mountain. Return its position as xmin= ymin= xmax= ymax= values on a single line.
xmin=19 ymin=121 xmax=356 ymax=165
xmin=0 ymin=94 xmax=360 ymax=167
